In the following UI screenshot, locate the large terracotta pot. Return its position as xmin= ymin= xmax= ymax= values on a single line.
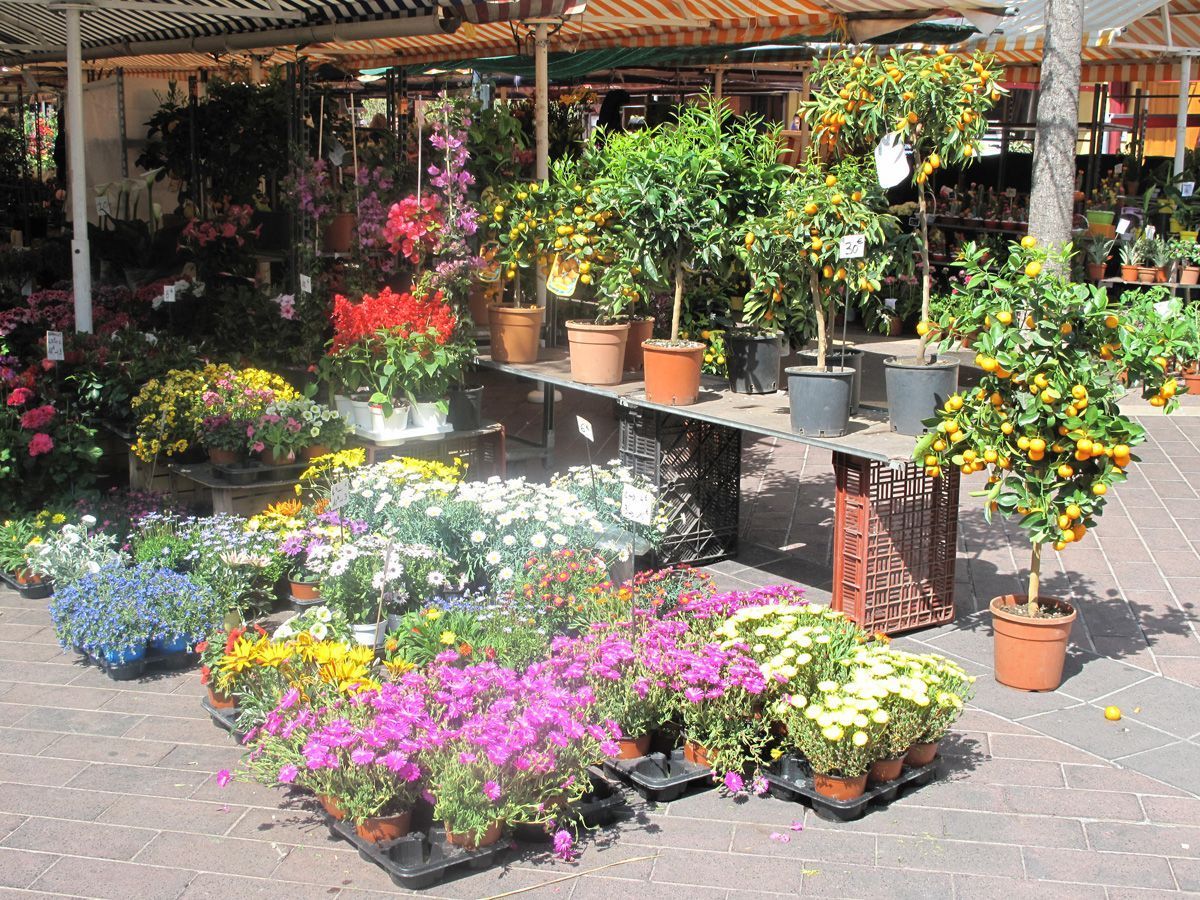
xmin=566 ymin=320 xmax=629 ymax=386
xmin=1181 ymin=266 xmax=1200 ymax=286
xmin=321 ymin=213 xmax=356 ymax=253
xmin=445 ymin=820 xmax=502 ymax=849
xmin=1183 ymin=366 xmax=1200 ymax=395
xmin=990 ymin=594 xmax=1077 ymax=691
xmin=624 ymin=317 xmax=655 ymax=371
xmin=488 ymin=304 xmax=544 ymax=364
xmin=614 ymin=734 xmax=651 ymax=759
xmin=642 ymin=341 xmax=705 ymax=406
xmin=468 ymin=282 xmax=494 ymax=327
xmin=812 ymin=772 xmax=868 ymax=802
xmin=356 ymin=809 xmax=412 ymax=843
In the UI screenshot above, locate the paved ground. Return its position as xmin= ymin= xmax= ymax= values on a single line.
xmin=3 ymin=351 xmax=1200 ymax=898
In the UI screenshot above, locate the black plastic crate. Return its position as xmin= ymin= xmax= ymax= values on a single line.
xmin=328 ymin=818 xmax=503 ymax=891
xmin=618 ymin=405 xmax=740 ymax=565
xmin=764 ymin=754 xmax=938 ymax=821
xmin=510 ymin=771 xmax=627 ymax=843
xmin=0 ymin=571 xmax=52 ymax=600
xmin=603 ymin=748 xmax=714 ymax=803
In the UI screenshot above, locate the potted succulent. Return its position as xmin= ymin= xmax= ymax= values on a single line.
xmin=1149 ymin=237 xmax=1174 ymax=283
xmin=916 ymin=240 xmax=1183 ymax=691
xmin=1118 ymin=239 xmax=1143 ymax=282
xmin=742 ymin=155 xmax=896 ymax=433
xmin=1085 ymin=238 xmax=1114 ymax=282
xmin=805 ymin=49 xmax=1004 ymax=435
xmin=1174 ymin=238 xmax=1200 ymax=285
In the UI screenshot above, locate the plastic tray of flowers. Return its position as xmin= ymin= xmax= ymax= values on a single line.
xmin=603 ymin=748 xmax=713 ymax=803
xmin=511 ymin=770 xmax=628 ymax=843
xmin=327 ymin=818 xmax=503 ymax=891
xmin=764 ymin=754 xmax=938 ymax=822
xmin=79 ymin=644 xmax=197 ymax=682
xmin=199 ymin=695 xmax=250 ymax=745
xmin=0 ymin=570 xmax=53 ymax=600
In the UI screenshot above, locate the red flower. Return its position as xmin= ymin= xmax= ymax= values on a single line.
xmin=329 ymin=287 xmax=458 ymax=352
xmin=28 ymin=432 xmax=54 ymax=456
xmin=19 ymin=404 xmax=55 ymax=430
xmin=6 ymin=387 xmax=32 ymax=406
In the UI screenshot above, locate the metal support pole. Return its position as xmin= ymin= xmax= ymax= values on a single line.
xmin=116 ymin=67 xmax=128 ymax=178
xmin=534 ymin=21 xmax=550 ymax=335
xmin=64 ymin=4 xmax=92 ymax=333
xmin=1176 ymin=55 xmax=1193 ymax=174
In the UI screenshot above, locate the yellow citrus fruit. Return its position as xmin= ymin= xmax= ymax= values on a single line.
xmin=996 ymin=310 xmax=1013 ymax=326
xmin=1104 ymin=314 xmax=1119 ymax=328
xmin=1104 ymin=706 xmax=1122 ymax=721
xmin=1020 ymin=235 xmax=1037 ymax=249
xmin=825 ymin=174 xmax=838 ymax=187
xmin=1093 ymin=483 xmax=1108 ymax=495
xmin=1025 ymin=261 xmax=1042 ymax=278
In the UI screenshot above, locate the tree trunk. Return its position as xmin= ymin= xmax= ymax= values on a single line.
xmin=1027 ymin=0 xmax=1084 ymax=253
xmin=670 ymin=261 xmax=684 ymax=342
xmin=810 ymin=269 xmax=827 ymax=369
xmin=913 ymin=141 xmax=933 ymax=363
xmin=1027 ymin=542 xmax=1042 ymax=617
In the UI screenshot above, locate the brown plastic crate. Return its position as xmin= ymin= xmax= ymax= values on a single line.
xmin=831 ymin=452 xmax=959 ymax=635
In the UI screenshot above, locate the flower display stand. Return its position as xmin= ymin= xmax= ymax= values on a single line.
xmin=128 ymin=451 xmax=199 ymax=504
xmin=348 ymin=422 xmax=506 ymax=480
xmin=831 ymin=452 xmax=960 ymax=634
xmin=165 ymin=463 xmax=300 ymax=517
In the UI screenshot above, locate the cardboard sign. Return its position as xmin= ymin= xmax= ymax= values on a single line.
xmin=620 ymin=484 xmax=655 ymax=526
xmin=162 ymin=284 xmax=176 ymax=304
xmin=839 ymin=234 xmax=866 ymax=259
xmin=1182 ymin=181 xmax=1196 ymax=198
xmin=45 ymin=330 xmax=64 ymax=361
xmin=329 ymin=479 xmax=351 ymax=510
xmin=576 ymin=416 xmax=594 ymax=442
xmin=299 ymin=274 xmax=312 ymax=295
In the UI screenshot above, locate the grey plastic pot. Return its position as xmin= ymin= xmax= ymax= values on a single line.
xmin=883 ymin=356 xmax=960 ymax=436
xmin=725 ymin=331 xmax=783 ymax=394
xmin=785 ymin=366 xmax=854 ymax=437
xmin=795 ymin=346 xmax=864 ymax=415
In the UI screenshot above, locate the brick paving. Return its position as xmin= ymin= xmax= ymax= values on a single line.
xmin=3 ymin=353 xmax=1200 ymax=897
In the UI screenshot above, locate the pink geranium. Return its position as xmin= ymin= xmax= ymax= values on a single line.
xmin=28 ymin=432 xmax=54 ymax=456
xmin=19 ymin=404 xmax=56 ymax=430
xmin=6 ymin=387 xmax=31 ymax=406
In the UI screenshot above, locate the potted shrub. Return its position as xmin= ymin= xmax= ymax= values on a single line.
xmin=1149 ymin=237 xmax=1174 ymax=283
xmin=1085 ymin=238 xmax=1114 ymax=282
xmin=742 ymin=155 xmax=896 ymax=434
xmin=1118 ymin=239 xmax=1142 ymax=282
xmin=916 ymin=240 xmax=1183 ymax=691
xmin=1175 ymin=238 xmax=1200 ymax=285
xmin=805 ymin=48 xmax=1005 ymax=434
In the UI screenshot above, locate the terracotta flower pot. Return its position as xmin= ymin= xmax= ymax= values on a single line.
xmin=207 ymin=447 xmax=242 ymax=466
xmin=990 ymin=594 xmax=1077 ymax=691
xmin=206 ymin=685 xmax=235 ymax=710
xmin=614 ymin=734 xmax=651 ymax=759
xmin=1181 ymin=266 xmax=1200 ymax=286
xmin=488 ymin=304 xmax=544 ymax=364
xmin=868 ymin=755 xmax=906 ymax=783
xmin=289 ymin=578 xmax=320 ymax=601
xmin=1183 ymin=368 xmax=1200 ymax=395
xmin=356 ymin=809 xmax=412 ymax=843
xmin=1156 ymin=266 xmax=1169 ymax=283
xmin=1119 ymin=264 xmax=1139 ymax=282
xmin=445 ymin=820 xmax=502 ymax=849
xmin=319 ymin=794 xmax=347 ymax=821
xmin=321 ymin=212 xmax=356 ymax=253
xmin=624 ymin=317 xmax=655 ymax=371
xmin=905 ymin=742 xmax=940 ymax=766
xmin=302 ymin=444 xmax=330 ymax=462
xmin=642 ymin=341 xmax=705 ymax=406
xmin=565 ymin=320 xmax=630 ymax=386
xmin=1086 ymin=262 xmax=1107 ymax=282
xmin=812 ymin=772 xmax=868 ymax=802
xmin=682 ymin=740 xmax=712 ymax=767
xmin=14 ymin=568 xmax=42 ymax=586
xmin=260 ymin=448 xmax=297 ymax=466
xmin=467 ymin=282 xmax=493 ymax=327
xmin=1137 ymin=266 xmax=1158 ymax=284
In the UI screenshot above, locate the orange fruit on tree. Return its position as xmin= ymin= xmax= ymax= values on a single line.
xmin=1020 ymin=235 xmax=1037 ymax=249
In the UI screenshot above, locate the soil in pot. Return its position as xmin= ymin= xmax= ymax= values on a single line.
xmin=990 ymin=594 xmax=1077 ymax=691
xmin=883 ymin=356 xmax=960 ymax=436
xmin=448 ymin=385 xmax=484 ymax=431
xmin=785 ymin=366 xmax=854 ymax=437
xmin=445 ymin=820 xmax=503 ymax=849
xmin=566 ymin=320 xmax=630 ymax=386
xmin=624 ymin=317 xmax=655 ymax=371
xmin=642 ymin=340 xmax=705 ymax=406
xmin=812 ymin=772 xmax=868 ymax=802
xmin=725 ymin=330 xmax=782 ymax=394
xmin=615 ymin=734 xmax=652 ymax=759
xmin=868 ymin=756 xmax=905 ymax=784
xmin=904 ymin=742 xmax=939 ymax=766
xmin=488 ymin=304 xmax=544 ymax=364
xmin=356 ymin=809 xmax=413 ymax=843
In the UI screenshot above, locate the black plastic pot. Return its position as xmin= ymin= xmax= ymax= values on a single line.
xmin=725 ymin=331 xmax=782 ymax=394
xmin=796 ymin=346 xmax=864 ymax=415
xmin=447 ymin=385 xmax=484 ymax=431
xmin=883 ymin=356 xmax=960 ymax=436
xmin=785 ymin=366 xmax=854 ymax=437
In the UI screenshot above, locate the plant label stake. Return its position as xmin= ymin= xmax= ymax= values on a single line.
xmin=577 ymin=415 xmax=600 ymax=500
xmin=837 ymin=235 xmax=864 ymax=395
xmin=839 ymin=234 xmax=866 ymax=260
xmin=576 ymin=415 xmax=594 ymax=443
xmin=330 ymin=478 xmax=351 ymax=511
xmin=1117 ymin=218 xmax=1131 ymax=235
xmin=45 ymin=331 xmax=64 ymax=361
xmin=620 ymin=484 xmax=654 ymax=526
xmin=299 ymin=274 xmax=312 ymax=295
xmin=1146 ymin=225 xmax=1157 ymax=240
xmin=162 ymin=284 xmax=176 ymax=304
xmin=1182 ymin=182 xmax=1195 ymax=198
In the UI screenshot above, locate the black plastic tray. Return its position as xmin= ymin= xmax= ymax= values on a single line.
xmin=79 ymin=645 xmax=196 ymax=681
xmin=511 ymin=771 xmax=627 ymax=843
xmin=200 ymin=695 xmax=250 ymax=744
xmin=603 ymin=748 xmax=713 ymax=803
xmin=0 ymin=570 xmax=52 ymax=600
xmin=211 ymin=459 xmax=308 ymax=485
xmin=327 ymin=818 xmax=503 ymax=890
xmin=764 ymin=754 xmax=938 ymax=821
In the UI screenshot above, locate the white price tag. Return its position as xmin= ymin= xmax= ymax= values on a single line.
xmin=1155 ymin=300 xmax=1174 ymax=316
xmin=620 ymin=484 xmax=655 ymax=526
xmin=884 ymin=297 xmax=898 ymax=311
xmin=1116 ymin=218 xmax=1131 ymax=235
xmin=162 ymin=284 xmax=176 ymax=304
xmin=299 ymin=274 xmax=312 ymax=294
xmin=1182 ymin=182 xmax=1196 ymax=198
xmin=1147 ymin=225 xmax=1157 ymax=240
xmin=1005 ymin=187 xmax=1017 ymax=198
xmin=329 ymin=478 xmax=351 ymax=510
xmin=45 ymin=330 xmax=64 ymax=361
xmin=576 ymin=416 xmax=594 ymax=442
xmin=839 ymin=234 xmax=866 ymax=259
xmin=95 ymin=196 xmax=112 ymax=217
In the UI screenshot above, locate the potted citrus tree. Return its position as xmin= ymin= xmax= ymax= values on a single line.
xmin=741 ymin=154 xmax=895 ymax=435
xmin=916 ymin=239 xmax=1184 ymax=691
xmin=805 ymin=48 xmax=1005 ymax=434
